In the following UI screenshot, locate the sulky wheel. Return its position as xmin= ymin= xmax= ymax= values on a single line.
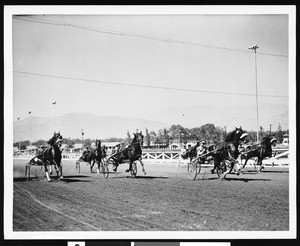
xmin=187 ymin=161 xmax=198 ymax=180
xmin=100 ymin=160 xmax=109 ymax=179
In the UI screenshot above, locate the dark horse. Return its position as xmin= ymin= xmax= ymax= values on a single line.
xmin=181 ymin=144 xmax=199 ymax=163
xmin=25 ymin=132 xmax=63 ymax=181
xmin=76 ymin=139 xmax=104 ymax=173
xmin=110 ymin=132 xmax=146 ymax=176
xmin=181 ymin=142 xmax=213 ymax=164
xmin=239 ymin=134 xmax=277 ymax=172
xmin=209 ymin=127 xmax=248 ymax=178
xmin=90 ymin=139 xmax=103 ymax=173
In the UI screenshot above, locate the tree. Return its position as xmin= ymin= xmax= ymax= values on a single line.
xmin=145 ymin=128 xmax=151 ymax=147
xmin=246 ymin=131 xmax=257 ymax=143
xmin=19 ymin=140 xmax=30 ymax=150
xmin=126 ymin=130 xmax=131 ymax=144
xmin=276 ymin=123 xmax=284 ymax=143
xmin=32 ymin=139 xmax=47 ymax=148
xmin=168 ymin=124 xmax=186 ymax=144
xmin=149 ymin=131 xmax=157 ymax=145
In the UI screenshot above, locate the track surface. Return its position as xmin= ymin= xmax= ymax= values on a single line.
xmin=13 ymin=159 xmax=289 ymax=231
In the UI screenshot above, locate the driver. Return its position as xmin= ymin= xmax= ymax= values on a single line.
xmin=197 ymin=139 xmax=208 ymax=163
xmin=83 ymin=146 xmax=91 ymax=158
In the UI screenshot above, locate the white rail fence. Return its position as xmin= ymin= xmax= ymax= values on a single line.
xmin=14 ymin=148 xmax=289 ymax=167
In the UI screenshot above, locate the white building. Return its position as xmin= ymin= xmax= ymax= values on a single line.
xmin=282 ymin=134 xmax=289 ymax=146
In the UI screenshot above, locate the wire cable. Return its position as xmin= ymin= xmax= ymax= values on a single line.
xmin=13 ymin=16 xmax=288 ymax=58
xmin=14 ymin=70 xmax=288 ymax=98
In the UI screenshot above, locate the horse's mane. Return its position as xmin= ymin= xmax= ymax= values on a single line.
xmin=225 ymin=130 xmax=235 ymax=142
xmin=261 ymin=135 xmax=276 ymax=145
xmin=260 ymin=136 xmax=269 ymax=143
xmin=131 ymin=133 xmax=143 ymax=144
xmin=95 ymin=140 xmax=101 ymax=149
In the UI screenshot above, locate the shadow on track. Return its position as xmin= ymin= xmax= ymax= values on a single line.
xmin=261 ymin=170 xmax=289 ymax=174
xmin=109 ymin=175 xmax=169 ymax=180
xmin=222 ymin=177 xmax=271 ymax=182
xmin=14 ymin=175 xmax=93 ymax=183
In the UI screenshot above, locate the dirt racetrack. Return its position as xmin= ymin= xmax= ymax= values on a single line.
xmin=13 ymin=159 xmax=289 ymax=231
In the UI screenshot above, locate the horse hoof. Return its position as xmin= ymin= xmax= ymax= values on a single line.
xmin=125 ymin=169 xmax=131 ymax=173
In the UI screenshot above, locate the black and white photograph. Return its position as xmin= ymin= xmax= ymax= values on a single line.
xmin=4 ymin=6 xmax=296 ymax=240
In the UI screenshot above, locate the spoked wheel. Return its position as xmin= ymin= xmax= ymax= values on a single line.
xmin=187 ymin=161 xmax=198 ymax=180
xmin=75 ymin=161 xmax=80 ymax=174
xmin=130 ymin=162 xmax=137 ymax=177
xmin=196 ymin=160 xmax=201 ymax=174
xmin=216 ymin=161 xmax=227 ymax=178
xmin=106 ymin=158 xmax=116 ymax=172
xmin=100 ymin=160 xmax=109 ymax=178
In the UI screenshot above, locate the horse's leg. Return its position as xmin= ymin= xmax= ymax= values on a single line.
xmin=96 ymin=160 xmax=100 ymax=173
xmin=52 ymin=160 xmax=63 ymax=179
xmin=58 ymin=161 xmax=63 ymax=178
xmin=90 ymin=160 xmax=94 ymax=173
xmin=49 ymin=164 xmax=53 ymax=175
xmin=242 ymin=156 xmax=248 ymax=169
xmin=234 ymin=159 xmax=242 ymax=175
xmin=44 ymin=164 xmax=51 ymax=182
xmin=256 ymin=157 xmax=263 ymax=172
xmin=138 ymin=159 xmax=146 ymax=175
xmin=125 ymin=160 xmax=132 ymax=172
xmin=223 ymin=160 xmax=234 ymax=179
xmin=25 ymin=162 xmax=31 ymax=181
xmin=53 ymin=164 xmax=59 ymax=177
xmin=211 ymin=160 xmax=217 ymax=174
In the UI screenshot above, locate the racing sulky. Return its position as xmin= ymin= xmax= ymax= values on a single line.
xmin=25 ymin=131 xmax=64 ymax=181
xmin=239 ymin=134 xmax=277 ymax=172
xmin=111 ymin=131 xmax=146 ymax=176
xmin=208 ymin=127 xmax=248 ymax=178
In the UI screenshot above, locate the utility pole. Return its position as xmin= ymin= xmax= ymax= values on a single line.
xmin=81 ymin=129 xmax=84 ymax=146
xmin=28 ymin=111 xmax=32 ymax=144
xmin=269 ymin=124 xmax=272 ymax=134
xmin=248 ymin=44 xmax=260 ymax=142
xmin=17 ymin=117 xmax=21 ymax=150
xmin=52 ymin=101 xmax=57 ymax=131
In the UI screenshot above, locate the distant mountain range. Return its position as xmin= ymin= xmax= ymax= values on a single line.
xmin=152 ymin=103 xmax=289 ymax=131
xmin=13 ymin=108 xmax=289 ymax=142
xmin=13 ymin=113 xmax=170 ymax=142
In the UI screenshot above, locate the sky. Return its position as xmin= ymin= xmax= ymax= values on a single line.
xmin=10 ymin=7 xmax=292 ymax=131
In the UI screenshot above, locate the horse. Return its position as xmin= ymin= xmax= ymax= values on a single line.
xmin=90 ymin=139 xmax=103 ymax=173
xmin=76 ymin=140 xmax=104 ymax=173
xmin=239 ymin=134 xmax=277 ymax=172
xmin=181 ymin=144 xmax=198 ymax=163
xmin=181 ymin=142 xmax=214 ymax=165
xmin=110 ymin=132 xmax=146 ymax=176
xmin=208 ymin=127 xmax=248 ymax=178
xmin=25 ymin=132 xmax=63 ymax=181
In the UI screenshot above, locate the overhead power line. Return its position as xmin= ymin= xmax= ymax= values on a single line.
xmin=13 ymin=16 xmax=288 ymax=58
xmin=14 ymin=70 xmax=288 ymax=98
